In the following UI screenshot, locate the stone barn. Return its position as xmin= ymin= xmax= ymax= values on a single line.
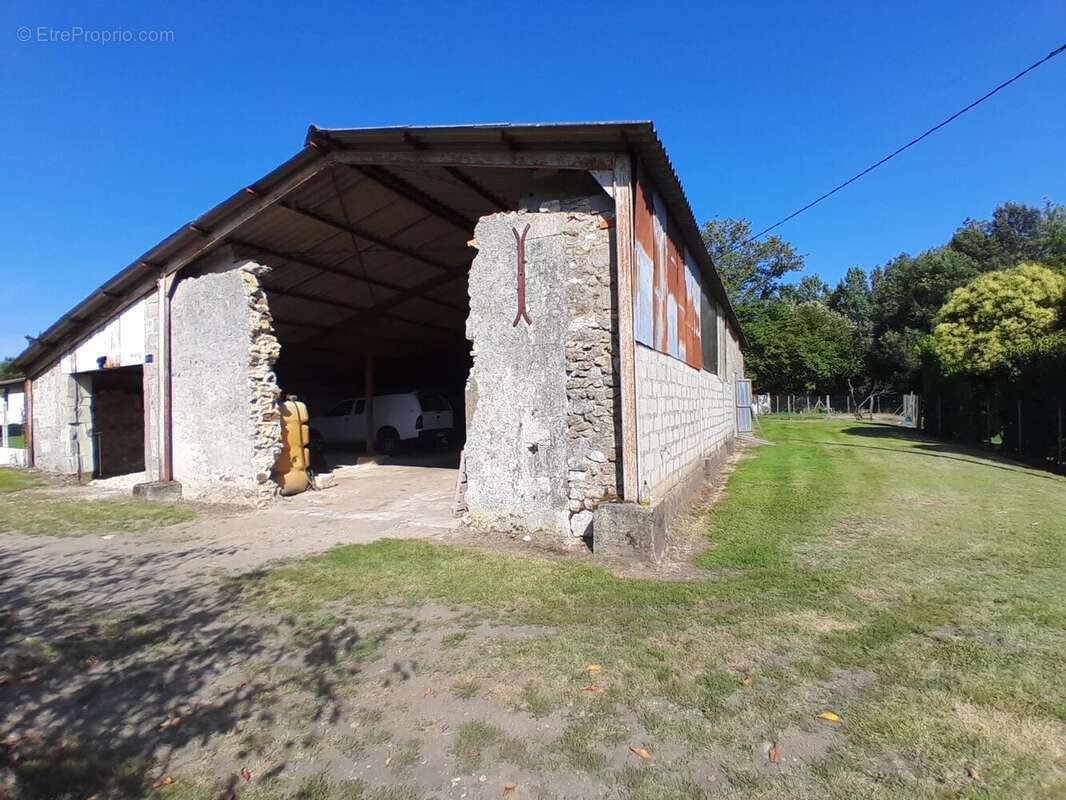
xmin=12 ymin=122 xmax=745 ymax=548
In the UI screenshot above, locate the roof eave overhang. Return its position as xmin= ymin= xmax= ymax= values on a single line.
xmin=14 ymin=121 xmax=743 ymax=376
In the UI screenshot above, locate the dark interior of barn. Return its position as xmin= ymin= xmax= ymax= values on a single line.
xmin=237 ymin=158 xmax=604 ymax=470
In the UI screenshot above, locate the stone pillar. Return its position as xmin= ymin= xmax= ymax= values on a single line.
xmin=464 ymin=196 xmax=620 ymax=540
xmin=170 ymin=250 xmax=282 ymax=504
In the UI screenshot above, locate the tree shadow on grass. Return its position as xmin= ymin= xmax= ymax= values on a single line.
xmin=0 ymin=545 xmax=407 ymax=799
xmin=830 ymin=424 xmax=1064 ymax=481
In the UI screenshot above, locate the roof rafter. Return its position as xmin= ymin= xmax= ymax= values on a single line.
xmin=231 ymin=239 xmax=466 ymax=313
xmin=275 ymin=202 xmax=466 ymax=276
xmin=348 ymin=164 xmax=477 ymax=232
xmin=300 ymin=270 xmax=467 ymax=347
xmin=443 ymin=167 xmax=510 ymax=211
xmin=265 ymin=285 xmax=459 ymax=334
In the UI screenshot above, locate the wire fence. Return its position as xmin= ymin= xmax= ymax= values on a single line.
xmin=755 ymin=393 xmax=907 ymax=418
xmin=752 ymin=385 xmax=1064 ymax=472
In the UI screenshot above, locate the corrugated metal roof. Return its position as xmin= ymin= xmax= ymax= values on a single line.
xmin=14 ymin=121 xmax=742 ymax=373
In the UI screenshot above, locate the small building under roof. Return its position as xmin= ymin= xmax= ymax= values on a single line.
xmin=13 ymin=122 xmax=745 ymax=546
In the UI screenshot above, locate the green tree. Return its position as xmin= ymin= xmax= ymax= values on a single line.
xmin=740 ymin=300 xmax=860 ymax=394
xmin=828 ymin=267 xmax=873 ymax=354
xmin=701 ymin=217 xmax=804 ymax=304
xmin=869 ymin=247 xmax=980 ymax=388
xmin=949 ymin=201 xmax=1066 ymax=271
xmin=0 ymin=357 xmax=20 ymax=381
xmin=779 ymin=275 xmax=829 ymax=304
xmin=929 ymin=262 xmax=1066 ymax=378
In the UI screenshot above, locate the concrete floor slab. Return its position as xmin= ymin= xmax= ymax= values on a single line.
xmin=0 ymin=452 xmax=462 ymax=611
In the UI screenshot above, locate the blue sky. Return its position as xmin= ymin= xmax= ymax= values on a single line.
xmin=1 ymin=0 xmax=1063 ymax=359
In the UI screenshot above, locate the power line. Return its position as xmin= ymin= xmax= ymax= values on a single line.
xmin=738 ymin=42 xmax=1066 ymax=248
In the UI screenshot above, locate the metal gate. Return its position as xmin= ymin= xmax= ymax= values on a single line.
xmin=736 ymin=379 xmax=753 ymax=433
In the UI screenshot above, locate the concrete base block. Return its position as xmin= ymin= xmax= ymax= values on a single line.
xmin=595 ymin=502 xmax=668 ymax=563
xmin=595 ymin=439 xmax=734 ymax=564
xmin=132 ymin=480 xmax=183 ymax=503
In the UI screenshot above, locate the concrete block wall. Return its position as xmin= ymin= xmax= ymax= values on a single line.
xmin=634 ymin=343 xmax=735 ymax=498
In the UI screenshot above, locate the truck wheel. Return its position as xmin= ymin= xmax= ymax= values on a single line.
xmin=376 ymin=427 xmax=400 ymax=455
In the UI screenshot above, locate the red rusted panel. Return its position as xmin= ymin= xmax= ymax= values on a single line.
xmin=631 ymin=161 xmax=703 ymax=369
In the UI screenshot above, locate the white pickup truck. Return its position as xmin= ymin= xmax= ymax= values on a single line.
xmin=309 ymin=391 xmax=454 ymax=454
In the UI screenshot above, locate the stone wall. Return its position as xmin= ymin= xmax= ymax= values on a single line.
xmin=31 ymin=361 xmax=79 ymax=474
xmin=562 ymin=208 xmax=621 ymax=536
xmin=170 ymin=250 xmax=281 ymax=503
xmin=464 ymin=196 xmax=619 ymax=540
xmin=32 ymin=293 xmax=155 ymax=478
xmin=634 ymin=342 xmax=735 ymax=499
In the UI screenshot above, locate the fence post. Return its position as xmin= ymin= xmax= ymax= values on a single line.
xmin=826 ymin=394 xmax=831 ymax=416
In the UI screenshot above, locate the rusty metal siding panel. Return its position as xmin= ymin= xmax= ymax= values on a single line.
xmin=631 ymin=161 xmax=703 ymax=369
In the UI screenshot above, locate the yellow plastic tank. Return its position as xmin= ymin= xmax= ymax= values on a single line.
xmin=273 ymin=398 xmax=311 ymax=496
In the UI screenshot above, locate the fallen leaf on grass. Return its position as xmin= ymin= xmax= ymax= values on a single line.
xmin=584 ymin=664 xmax=603 ymax=674
xmin=150 ymin=776 xmax=175 ymax=789
xmin=740 ymin=675 xmax=753 ymax=686
xmin=581 ymin=684 xmax=601 ymax=693
xmin=629 ymin=746 xmax=652 ymax=761
xmin=816 ymin=711 xmax=841 ymax=722
xmin=385 ymin=755 xmax=392 ymax=767
xmin=423 ymin=687 xmax=434 ymax=697
xmin=503 ymin=784 xmax=516 ymax=797
xmin=158 ymin=717 xmax=182 ymax=731
xmin=966 ymin=766 xmax=982 ymax=781
xmin=240 ymin=767 xmax=252 ymax=782
xmin=768 ymin=742 xmax=780 ymax=764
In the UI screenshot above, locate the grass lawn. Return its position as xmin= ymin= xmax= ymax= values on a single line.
xmin=233 ymin=418 xmax=1066 ymax=799
xmin=0 ymin=467 xmax=39 ymax=493
xmin=0 ymin=467 xmax=194 ymax=535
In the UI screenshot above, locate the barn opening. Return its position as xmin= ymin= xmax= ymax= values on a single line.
xmin=88 ymin=365 xmax=146 ymax=479
xmin=249 ymin=160 xmax=607 ymax=476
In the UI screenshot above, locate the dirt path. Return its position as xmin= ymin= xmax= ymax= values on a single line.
xmin=0 ymin=460 xmax=461 ymax=611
